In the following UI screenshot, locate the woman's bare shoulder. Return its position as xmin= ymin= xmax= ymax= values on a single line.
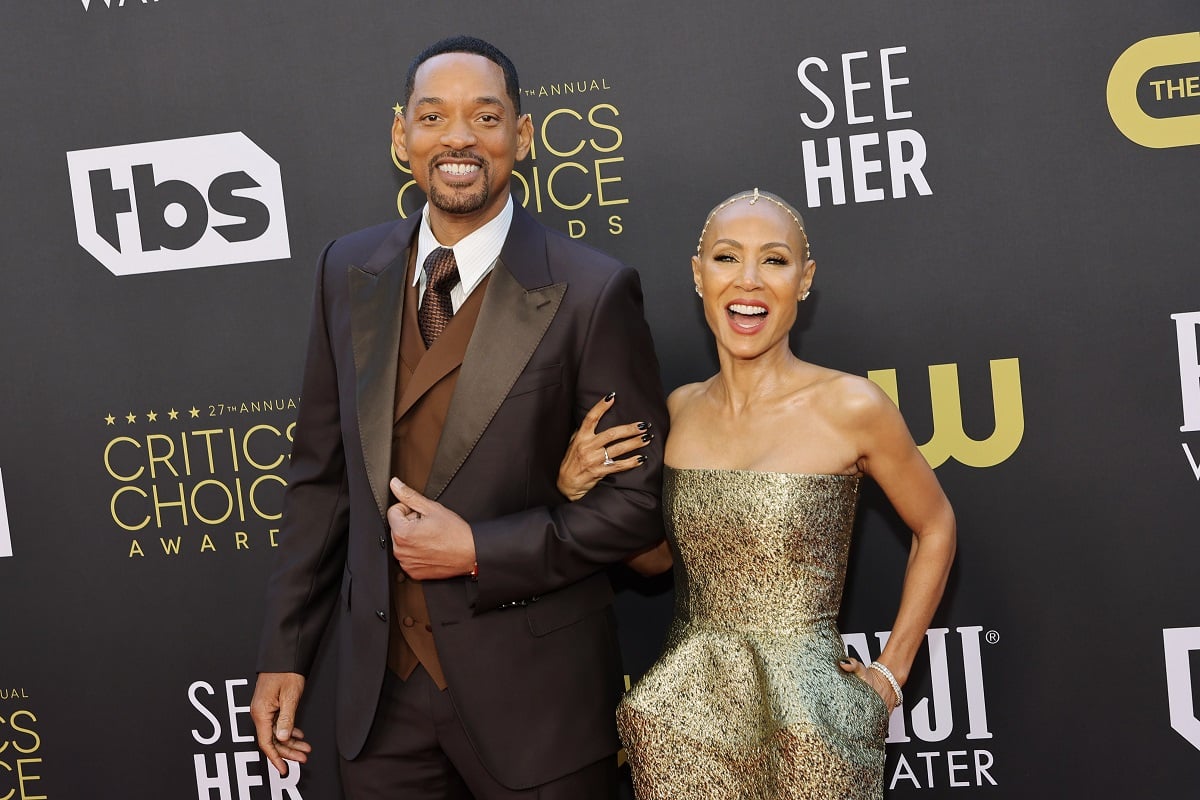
xmin=667 ymin=379 xmax=711 ymax=417
xmin=807 ymin=369 xmax=897 ymax=424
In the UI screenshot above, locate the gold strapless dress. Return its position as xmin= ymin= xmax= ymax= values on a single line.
xmin=617 ymin=467 xmax=888 ymax=799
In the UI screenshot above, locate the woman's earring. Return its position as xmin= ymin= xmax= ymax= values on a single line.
xmin=695 ymin=286 xmax=703 ymax=297
xmin=801 ymin=290 xmax=811 ymax=301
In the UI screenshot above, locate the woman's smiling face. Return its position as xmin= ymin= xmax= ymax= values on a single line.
xmin=692 ymin=198 xmax=814 ymax=362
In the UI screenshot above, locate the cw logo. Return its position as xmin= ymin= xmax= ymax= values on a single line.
xmin=1107 ymin=32 xmax=1200 ymax=149
xmin=867 ymin=358 xmax=1023 ymax=469
xmin=1163 ymin=627 xmax=1200 ymax=752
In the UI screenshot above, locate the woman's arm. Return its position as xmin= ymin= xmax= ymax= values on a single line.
xmin=839 ymin=378 xmax=957 ymax=708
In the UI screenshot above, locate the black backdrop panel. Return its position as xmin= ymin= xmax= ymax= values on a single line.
xmin=1 ymin=2 xmax=1197 ymax=797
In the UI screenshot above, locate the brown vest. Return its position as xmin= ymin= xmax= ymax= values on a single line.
xmin=387 ymin=248 xmax=491 ymax=689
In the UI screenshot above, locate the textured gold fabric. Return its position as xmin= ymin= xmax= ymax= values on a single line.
xmin=617 ymin=467 xmax=888 ymax=799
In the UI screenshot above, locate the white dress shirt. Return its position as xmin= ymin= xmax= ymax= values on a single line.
xmin=412 ymin=195 xmax=514 ymax=313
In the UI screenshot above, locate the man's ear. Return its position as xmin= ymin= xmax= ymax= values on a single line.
xmin=515 ymin=113 xmax=534 ymax=161
xmin=392 ymin=114 xmax=409 ymax=162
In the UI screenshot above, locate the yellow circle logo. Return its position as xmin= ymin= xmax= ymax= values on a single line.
xmin=1107 ymin=32 xmax=1200 ymax=149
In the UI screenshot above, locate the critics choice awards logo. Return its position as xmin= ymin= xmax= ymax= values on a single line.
xmin=793 ymin=45 xmax=932 ymax=208
xmin=393 ymin=75 xmax=628 ymax=243
xmin=0 ymin=687 xmax=46 ymax=800
xmin=100 ymin=398 xmax=297 ymax=559
xmin=66 ymin=133 xmax=290 ymax=276
xmin=1108 ymin=32 xmax=1200 ymax=149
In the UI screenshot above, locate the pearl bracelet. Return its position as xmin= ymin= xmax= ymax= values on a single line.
xmin=867 ymin=661 xmax=903 ymax=707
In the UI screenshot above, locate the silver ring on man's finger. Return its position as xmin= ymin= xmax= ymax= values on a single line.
xmin=602 ymin=446 xmax=615 ymax=466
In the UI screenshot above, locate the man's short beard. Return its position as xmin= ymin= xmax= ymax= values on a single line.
xmin=427 ymin=163 xmax=491 ymax=215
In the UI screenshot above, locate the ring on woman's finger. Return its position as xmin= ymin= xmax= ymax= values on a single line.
xmin=603 ymin=446 xmax=615 ymax=466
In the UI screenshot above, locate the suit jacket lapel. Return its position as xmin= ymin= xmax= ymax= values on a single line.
xmin=425 ymin=206 xmax=565 ymax=499
xmin=349 ymin=217 xmax=418 ymax=519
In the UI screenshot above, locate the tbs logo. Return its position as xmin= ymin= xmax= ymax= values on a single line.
xmin=67 ymin=132 xmax=290 ymax=276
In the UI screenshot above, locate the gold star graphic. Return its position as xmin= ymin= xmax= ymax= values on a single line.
xmin=147 ymin=411 xmax=158 ymax=422
xmin=125 ymin=412 xmax=137 ymax=424
xmin=393 ymin=102 xmax=404 ymax=116
xmin=104 ymin=414 xmax=116 ymax=426
xmin=189 ymin=407 xmax=200 ymax=419
xmin=168 ymin=409 xmax=179 ymax=420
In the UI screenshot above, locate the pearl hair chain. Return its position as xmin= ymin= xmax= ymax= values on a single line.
xmin=695 ymin=187 xmax=811 ymax=262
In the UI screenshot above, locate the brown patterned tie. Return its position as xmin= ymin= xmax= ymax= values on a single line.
xmin=418 ymin=247 xmax=459 ymax=347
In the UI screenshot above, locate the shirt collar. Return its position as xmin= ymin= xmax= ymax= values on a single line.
xmin=413 ymin=195 xmax=513 ymax=298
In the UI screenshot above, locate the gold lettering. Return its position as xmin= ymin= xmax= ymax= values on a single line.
xmin=152 ymin=483 xmax=189 ymax=527
xmin=146 ymin=433 xmax=180 ymax=479
xmin=190 ymin=480 xmax=234 ymax=525
xmin=18 ymin=758 xmax=45 ymax=800
xmin=103 ymin=436 xmax=143 ymax=481
xmin=595 ymin=157 xmax=628 ymax=206
xmin=249 ymin=474 xmax=286 ymax=521
xmin=587 ymin=103 xmax=623 ymax=153
xmin=243 ymin=424 xmax=286 ymax=471
xmin=868 ymin=358 xmax=1024 ymax=468
xmin=541 ymin=108 xmax=586 ymax=158
xmin=546 ymin=162 xmax=592 ymax=210
xmin=8 ymin=711 xmax=40 ymax=754
xmin=228 ymin=428 xmax=240 ymax=473
xmin=190 ymin=429 xmax=224 ymax=474
xmin=395 ymin=179 xmax=423 ymax=219
xmin=110 ymin=485 xmax=150 ymax=531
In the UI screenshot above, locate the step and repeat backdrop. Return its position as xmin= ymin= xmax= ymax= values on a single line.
xmin=1 ymin=1 xmax=1197 ymax=797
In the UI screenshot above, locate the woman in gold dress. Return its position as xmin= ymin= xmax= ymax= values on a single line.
xmin=557 ymin=189 xmax=956 ymax=799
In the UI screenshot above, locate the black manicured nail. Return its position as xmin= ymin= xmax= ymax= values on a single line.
xmin=636 ymin=455 xmax=647 ymax=465
xmin=839 ymin=658 xmax=852 ymax=665
xmin=641 ymin=433 xmax=654 ymax=442
xmin=604 ymin=392 xmax=616 ymax=402
xmin=637 ymin=422 xmax=650 ymax=430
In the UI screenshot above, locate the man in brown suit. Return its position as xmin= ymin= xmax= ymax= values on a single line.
xmin=250 ymin=35 xmax=666 ymax=799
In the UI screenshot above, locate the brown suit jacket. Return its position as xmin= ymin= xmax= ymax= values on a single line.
xmin=257 ymin=202 xmax=667 ymax=788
